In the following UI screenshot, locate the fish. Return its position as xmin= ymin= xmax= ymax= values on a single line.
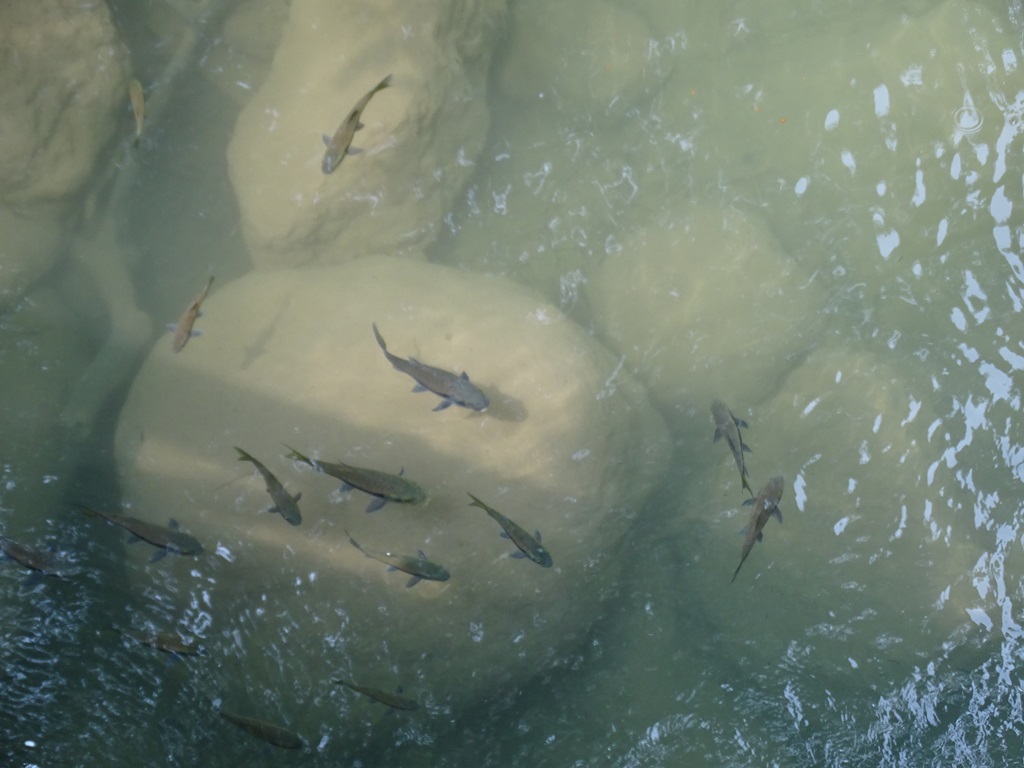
xmin=731 ymin=475 xmax=784 ymax=584
xmin=235 ymin=447 xmax=302 ymax=526
xmin=172 ymin=276 xmax=214 ymax=353
xmin=345 ymin=529 xmax=449 ymax=588
xmin=0 ymin=535 xmax=66 ymax=584
xmin=285 ymin=445 xmax=425 ymax=513
xmin=333 ymin=678 xmax=419 ymax=711
xmin=372 ymin=323 xmax=489 ymax=412
xmin=79 ymin=506 xmax=203 ymax=561
xmin=128 ymin=78 xmax=145 ymax=145
xmin=711 ymin=399 xmax=753 ymax=496
xmin=466 ymin=493 xmax=553 ymax=568
xmin=115 ymin=626 xmax=202 ymax=656
xmin=214 ymin=702 xmax=304 ymax=749
xmin=321 ymin=74 xmax=393 ymax=174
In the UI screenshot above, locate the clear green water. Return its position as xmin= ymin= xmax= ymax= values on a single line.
xmin=3 ymin=0 xmax=1024 ymax=765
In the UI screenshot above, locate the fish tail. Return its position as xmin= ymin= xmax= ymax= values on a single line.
xmin=343 ymin=529 xmax=361 ymax=551
xmin=730 ymin=561 xmax=743 ymax=584
xmin=466 ymin=493 xmax=487 ymax=511
xmin=234 ymin=446 xmax=254 ymax=463
xmin=282 ymin=444 xmax=310 ymax=465
xmin=376 ymin=74 xmax=393 ymax=91
xmin=372 ymin=322 xmax=388 ymax=352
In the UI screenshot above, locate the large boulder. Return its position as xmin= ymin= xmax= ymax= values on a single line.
xmin=113 ymin=256 xmax=670 ymax=750
xmin=587 ymin=204 xmax=827 ymax=430
xmin=226 ymin=0 xmax=506 ymax=269
xmin=675 ymin=344 xmax=982 ymax=694
xmin=0 ymin=0 xmax=128 ymax=313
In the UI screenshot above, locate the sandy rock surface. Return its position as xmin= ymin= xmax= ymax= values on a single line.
xmin=0 ymin=0 xmax=127 ymax=313
xmin=587 ymin=204 xmax=826 ymax=430
xmin=113 ymin=256 xmax=670 ymax=739
xmin=227 ymin=0 xmax=506 ymax=269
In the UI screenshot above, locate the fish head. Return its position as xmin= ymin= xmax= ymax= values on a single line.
xmin=452 ymin=377 xmax=490 ymax=411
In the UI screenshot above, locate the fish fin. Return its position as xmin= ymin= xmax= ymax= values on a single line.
xmin=150 ymin=549 xmax=168 ymax=563
xmin=365 ymin=497 xmax=386 ymax=514
xmin=386 ymin=565 xmax=397 ymax=572
xmin=356 ymin=121 xmax=365 ymax=130
xmin=398 ymin=467 xmax=406 ymax=477
xmin=734 ymin=417 xmax=749 ymax=429
xmin=713 ymin=428 xmax=722 ymax=442
xmin=742 ymin=497 xmax=754 ymax=506
xmin=168 ymin=519 xmax=180 ymax=531
xmin=433 ymin=399 xmax=454 ymax=411
xmin=509 ymin=551 xmax=527 ymax=559
xmin=756 ymin=531 xmax=764 ymax=542
xmin=189 ymin=329 xmax=203 ymax=339
xmin=417 ymin=550 xmax=427 ymax=560
xmin=165 ymin=322 xmax=177 ymax=333
xmin=322 ymin=134 xmax=331 ymax=146
xmin=411 ymin=383 xmax=428 ymax=393
xmin=738 ymin=526 xmax=749 ymax=537
xmin=534 ymin=530 xmax=543 ymax=542
xmin=773 ymin=507 xmax=783 ymax=524
xmin=499 ymin=531 xmax=510 ymax=540
xmin=405 ymin=575 xmax=421 ymax=588
xmin=292 ymin=492 xmax=302 ymax=503
xmin=459 ymin=371 xmax=470 ymax=381
xmin=347 ymin=145 xmax=364 ymax=155
xmin=126 ymin=534 xmax=141 ymax=544
xmin=338 ymin=481 xmax=354 ymax=493
xmin=741 ymin=443 xmax=752 ymax=453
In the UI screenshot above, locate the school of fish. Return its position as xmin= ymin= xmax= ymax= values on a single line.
xmin=0 ymin=73 xmax=794 ymax=752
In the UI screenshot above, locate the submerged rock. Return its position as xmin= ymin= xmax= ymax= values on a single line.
xmin=0 ymin=0 xmax=128 ymax=313
xmin=113 ymin=256 xmax=669 ymax=748
xmin=226 ymin=0 xmax=506 ymax=269
xmin=587 ymin=204 xmax=826 ymax=429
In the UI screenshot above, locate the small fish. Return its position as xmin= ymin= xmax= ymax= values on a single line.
xmin=128 ymin=78 xmax=145 ymax=145
xmin=0 ymin=535 xmax=65 ymax=583
xmin=215 ymin=702 xmax=304 ymax=749
xmin=333 ymin=678 xmax=419 ymax=711
xmin=373 ymin=323 xmax=489 ymax=412
xmin=321 ymin=74 xmax=393 ymax=174
xmin=235 ymin=447 xmax=303 ymax=525
xmin=285 ymin=445 xmax=425 ymax=513
xmin=731 ymin=475 xmax=784 ymax=584
xmin=466 ymin=493 xmax=552 ymax=568
xmin=115 ymin=626 xmax=202 ymax=656
xmin=345 ymin=529 xmax=449 ymax=587
xmin=172 ymin=276 xmax=214 ymax=353
xmin=80 ymin=506 xmax=203 ymax=561
xmin=711 ymin=399 xmax=753 ymax=496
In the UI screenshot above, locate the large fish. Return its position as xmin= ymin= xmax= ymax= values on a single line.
xmin=235 ymin=447 xmax=302 ymax=526
xmin=333 ymin=678 xmax=419 ymax=711
xmin=80 ymin=506 xmax=203 ymax=561
xmin=711 ymin=399 xmax=753 ymax=496
xmin=0 ymin=535 xmax=66 ymax=584
xmin=214 ymin=702 xmax=304 ymax=750
xmin=731 ymin=475 xmax=784 ymax=584
xmin=373 ymin=323 xmax=489 ymax=412
xmin=128 ymin=78 xmax=145 ymax=145
xmin=285 ymin=445 xmax=425 ymax=513
xmin=345 ymin=529 xmax=449 ymax=588
xmin=115 ymin=626 xmax=202 ymax=656
xmin=467 ymin=493 xmax=553 ymax=568
xmin=172 ymin=276 xmax=214 ymax=352
xmin=321 ymin=74 xmax=392 ymax=174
